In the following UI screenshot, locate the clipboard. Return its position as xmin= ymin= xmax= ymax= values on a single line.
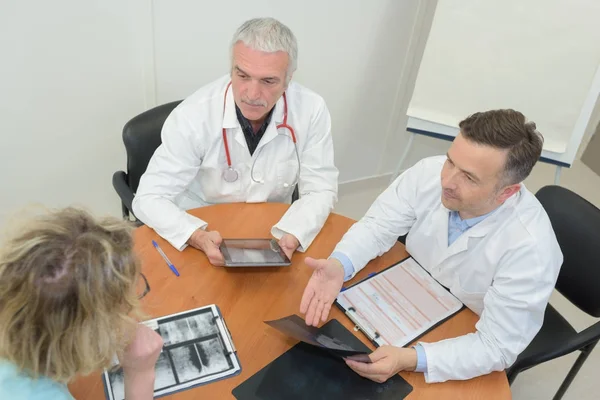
xmin=102 ymin=304 xmax=241 ymax=400
xmin=335 ymin=256 xmax=465 ymax=349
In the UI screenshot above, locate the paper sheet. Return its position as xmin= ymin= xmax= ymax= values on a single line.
xmin=337 ymin=258 xmax=463 ymax=347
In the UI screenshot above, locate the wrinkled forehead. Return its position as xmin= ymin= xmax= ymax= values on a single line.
xmin=232 ymin=42 xmax=288 ymax=80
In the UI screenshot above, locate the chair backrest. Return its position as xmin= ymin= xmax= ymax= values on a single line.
xmin=123 ymin=100 xmax=182 ymax=193
xmin=536 ymin=185 xmax=600 ymax=317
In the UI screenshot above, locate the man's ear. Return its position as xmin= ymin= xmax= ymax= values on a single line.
xmin=498 ymin=183 xmax=521 ymax=203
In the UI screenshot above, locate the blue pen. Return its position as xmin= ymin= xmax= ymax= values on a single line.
xmin=152 ymin=240 xmax=180 ymax=277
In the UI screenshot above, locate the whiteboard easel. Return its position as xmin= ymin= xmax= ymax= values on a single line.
xmin=393 ymin=0 xmax=600 ymax=186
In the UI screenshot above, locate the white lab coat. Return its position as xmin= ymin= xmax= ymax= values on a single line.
xmin=333 ymin=156 xmax=562 ymax=383
xmin=133 ymin=75 xmax=338 ymax=251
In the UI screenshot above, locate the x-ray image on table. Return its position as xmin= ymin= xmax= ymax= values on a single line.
xmin=103 ymin=305 xmax=240 ymax=400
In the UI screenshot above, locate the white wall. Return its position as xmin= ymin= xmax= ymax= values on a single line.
xmin=150 ymin=0 xmax=437 ymax=182
xmin=0 ymin=1 xmax=149 ymax=226
xmin=0 ymin=0 xmax=436 ymax=227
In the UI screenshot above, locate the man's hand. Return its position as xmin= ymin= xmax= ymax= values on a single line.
xmin=300 ymin=257 xmax=345 ymax=327
xmin=278 ymin=234 xmax=300 ymax=260
xmin=188 ymin=229 xmax=224 ymax=266
xmin=345 ymin=346 xmax=417 ymax=383
xmin=121 ymin=323 xmax=164 ymax=400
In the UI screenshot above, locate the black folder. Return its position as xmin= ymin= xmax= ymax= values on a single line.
xmin=232 ymin=319 xmax=413 ymax=400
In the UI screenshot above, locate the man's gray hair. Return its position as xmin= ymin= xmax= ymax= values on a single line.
xmin=231 ymin=18 xmax=298 ymax=84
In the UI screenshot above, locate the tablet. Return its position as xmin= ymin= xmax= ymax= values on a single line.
xmin=220 ymin=239 xmax=291 ymax=267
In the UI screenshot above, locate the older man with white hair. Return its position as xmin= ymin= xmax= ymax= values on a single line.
xmin=133 ymin=18 xmax=338 ymax=265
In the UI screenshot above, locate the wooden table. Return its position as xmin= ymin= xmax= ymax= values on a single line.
xmin=69 ymin=203 xmax=511 ymax=399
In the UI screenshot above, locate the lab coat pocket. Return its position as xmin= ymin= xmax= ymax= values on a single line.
xmin=453 ymin=274 xmax=486 ymax=315
xmin=195 ymin=165 xmax=243 ymax=203
xmin=272 ymin=160 xmax=299 ymax=202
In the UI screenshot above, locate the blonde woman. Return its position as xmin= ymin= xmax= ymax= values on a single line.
xmin=0 ymin=208 xmax=163 ymax=399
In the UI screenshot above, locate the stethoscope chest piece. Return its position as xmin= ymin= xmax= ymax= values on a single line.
xmin=222 ymin=167 xmax=239 ymax=183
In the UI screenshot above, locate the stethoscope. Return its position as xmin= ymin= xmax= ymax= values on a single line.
xmin=221 ymin=81 xmax=300 ymax=187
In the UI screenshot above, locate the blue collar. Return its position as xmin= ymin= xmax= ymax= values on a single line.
xmin=449 ymin=208 xmax=496 ymax=228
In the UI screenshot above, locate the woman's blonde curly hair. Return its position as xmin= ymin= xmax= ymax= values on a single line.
xmin=0 ymin=207 xmax=142 ymax=383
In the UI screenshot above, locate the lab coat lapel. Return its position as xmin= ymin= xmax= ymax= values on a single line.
xmin=222 ymin=83 xmax=238 ymax=129
xmin=434 ymin=204 xmax=473 ymax=265
xmin=444 ymin=195 xmax=516 ymax=259
xmin=434 ymin=204 xmax=450 ymax=251
xmin=444 ymin=215 xmax=495 ymax=260
xmin=460 ymin=189 xmax=521 ymax=242
xmin=254 ymin=95 xmax=285 ymax=153
xmin=446 ymin=231 xmax=471 ymax=258
xmin=233 ymin=127 xmax=247 ymax=149
xmin=220 ymin=83 xmax=248 ymax=150
xmin=436 ymin=189 xmax=522 ymax=266
xmin=436 ymin=206 xmax=481 ymax=260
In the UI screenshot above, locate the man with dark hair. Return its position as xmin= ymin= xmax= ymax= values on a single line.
xmin=299 ymin=109 xmax=563 ymax=382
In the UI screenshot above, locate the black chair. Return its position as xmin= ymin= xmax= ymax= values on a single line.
xmin=506 ymin=185 xmax=600 ymax=400
xmin=398 ymin=233 xmax=407 ymax=245
xmin=113 ymin=100 xmax=183 ymax=220
xmin=113 ymin=100 xmax=299 ymax=220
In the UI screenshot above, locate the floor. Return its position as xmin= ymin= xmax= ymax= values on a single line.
xmin=334 ymin=159 xmax=600 ymax=400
